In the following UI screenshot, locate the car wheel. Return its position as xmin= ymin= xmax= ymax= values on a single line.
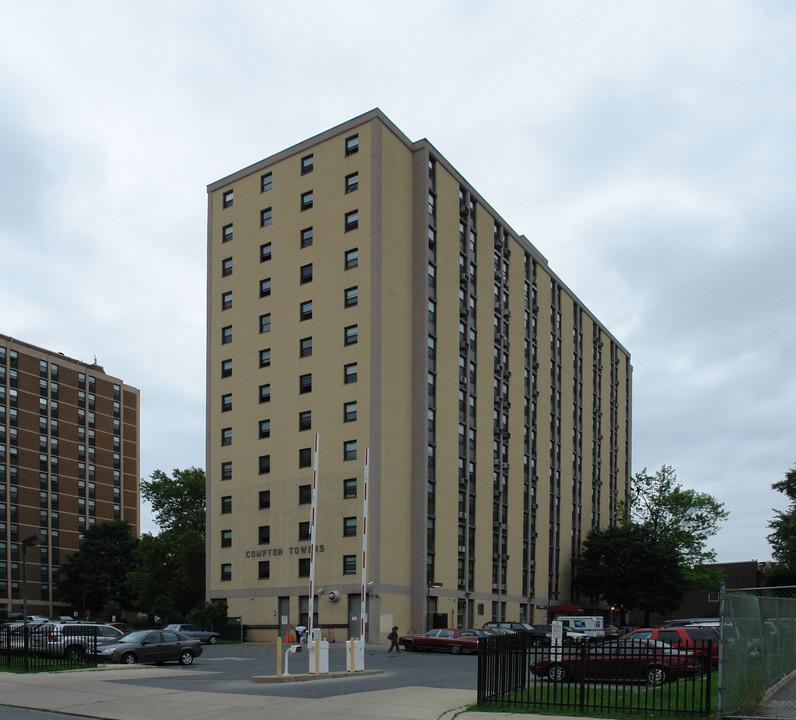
xmin=179 ymin=649 xmax=194 ymax=665
xmin=65 ymin=645 xmax=85 ymax=662
xmin=120 ymin=652 xmax=136 ymax=665
xmin=404 ymin=641 xmax=416 ymax=651
xmin=647 ymin=665 xmax=668 ymax=685
xmin=450 ymin=645 xmax=462 ymax=655
xmin=208 ymin=636 xmax=217 ymax=645
xmin=547 ymin=663 xmax=569 ymax=682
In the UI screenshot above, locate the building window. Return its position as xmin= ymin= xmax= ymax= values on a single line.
xmin=258 ymin=525 xmax=270 ymax=544
xmin=260 ymin=314 xmax=271 ymax=333
xmin=221 ymin=291 xmax=232 ymax=310
xmin=221 ymin=496 xmax=232 ymax=514
xmin=344 ymin=324 xmax=358 ymax=346
xmin=221 ymin=394 xmax=232 ymax=412
xmin=259 ymin=455 xmax=270 ymax=474
xmin=343 ymin=516 xmax=357 ymax=537
xmin=299 ymin=411 xmax=312 ymax=432
xmin=221 ymin=427 xmax=232 ymax=446
xmin=221 ymin=462 xmax=232 ymax=481
xmin=343 ymin=401 xmax=357 ymax=423
xmin=259 ymin=490 xmax=270 ymax=509
xmin=221 ymin=359 xmax=232 ymax=378
xmin=221 ymin=326 xmax=232 ymax=345
xmin=220 ymin=564 xmax=232 ymax=581
xmin=259 ymin=384 xmax=271 ymax=403
xmin=298 ymin=558 xmax=310 ymax=577
xmin=344 ymin=363 xmax=358 ymax=384
xmin=221 ymin=530 xmax=232 ymax=548
xmin=299 ymin=521 xmax=311 ymax=541
xmin=260 ymin=242 xmax=272 ymax=262
xmin=261 ymin=172 xmax=272 ymax=192
xmin=344 ymin=286 xmax=358 ymax=308
xmin=344 ymin=440 xmax=357 ymax=461
xmin=344 ymin=248 xmax=358 ymax=270
xmin=259 ymin=419 xmax=270 ymax=438
xmin=345 ymin=210 xmax=359 ymax=232
xmin=299 ymin=374 xmax=312 ymax=394
xmin=259 ymin=348 xmax=271 ymax=368
xmin=301 ymin=154 xmax=314 ymax=174
xmin=343 ymin=478 xmax=357 ymax=499
xmin=345 ymin=172 xmax=359 ymax=193
xmin=299 ymin=447 xmax=312 ymax=467
xmin=260 ymin=207 xmax=272 ymax=227
xmin=300 ymin=263 xmax=313 ymax=284
xmin=258 ymin=560 xmax=270 ymax=579
xmin=301 ymin=227 xmax=313 ymax=248
xmin=222 ymin=190 xmax=233 ymax=208
xmin=222 ymin=224 xmax=233 ymax=243
xmin=222 ymin=257 xmax=232 ymax=277
xmin=299 ymin=485 xmax=311 ymax=504
xmin=300 ymin=301 xmax=312 ymax=321
xmin=260 ymin=278 xmax=271 ymax=297
xmin=299 ymin=337 xmax=312 ymax=358
xmin=345 ymin=134 xmax=359 ymax=156
xmin=301 ymin=190 xmax=313 ymax=210
xmin=343 ymin=555 xmax=356 ymax=574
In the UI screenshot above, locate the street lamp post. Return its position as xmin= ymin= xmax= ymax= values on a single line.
xmin=22 ymin=533 xmax=45 ymax=671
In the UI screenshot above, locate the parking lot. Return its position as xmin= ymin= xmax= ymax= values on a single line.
xmin=101 ymin=640 xmax=479 ymax=699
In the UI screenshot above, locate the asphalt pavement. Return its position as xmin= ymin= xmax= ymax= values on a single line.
xmin=0 ymin=642 xmax=564 ymax=720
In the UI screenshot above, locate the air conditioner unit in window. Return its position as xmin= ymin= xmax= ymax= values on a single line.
xmin=458 ymin=579 xmax=466 ymax=587
xmin=504 ymin=309 xmax=511 ymax=318
xmin=458 ymin=512 xmax=467 ymax=519
xmin=459 ymin=375 xmax=467 ymax=384
xmin=458 ymin=546 xmax=466 ymax=553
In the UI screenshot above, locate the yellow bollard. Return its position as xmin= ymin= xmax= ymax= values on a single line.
xmin=276 ymin=636 xmax=282 ymax=676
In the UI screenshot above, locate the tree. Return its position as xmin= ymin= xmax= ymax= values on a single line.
xmin=127 ymin=468 xmax=207 ymax=618
xmin=57 ymin=521 xmax=138 ymax=616
xmin=141 ymin=467 xmax=206 ymax=533
xmin=577 ymin=524 xmax=686 ymax=626
xmin=627 ymin=465 xmax=729 ymax=587
xmin=765 ymin=463 xmax=796 ymax=585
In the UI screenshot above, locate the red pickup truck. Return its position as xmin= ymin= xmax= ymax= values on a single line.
xmin=621 ymin=626 xmax=719 ymax=668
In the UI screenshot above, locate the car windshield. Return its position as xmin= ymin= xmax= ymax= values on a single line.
xmin=118 ymin=630 xmax=150 ymax=642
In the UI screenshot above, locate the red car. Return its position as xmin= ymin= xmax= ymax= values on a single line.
xmin=621 ymin=626 xmax=719 ymax=668
xmin=531 ymin=638 xmax=702 ymax=685
xmin=399 ymin=628 xmax=480 ymax=654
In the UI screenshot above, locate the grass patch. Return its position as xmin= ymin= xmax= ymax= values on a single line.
xmin=473 ymin=672 xmax=718 ymax=719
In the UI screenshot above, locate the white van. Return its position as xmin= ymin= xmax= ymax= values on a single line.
xmin=553 ymin=616 xmax=605 ymax=640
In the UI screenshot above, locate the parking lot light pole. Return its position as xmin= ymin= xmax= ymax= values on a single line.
xmin=22 ymin=533 xmax=46 ymax=671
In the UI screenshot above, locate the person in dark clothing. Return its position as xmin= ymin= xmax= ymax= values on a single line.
xmin=388 ymin=625 xmax=401 ymax=653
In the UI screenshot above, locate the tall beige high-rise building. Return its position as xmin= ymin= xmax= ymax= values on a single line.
xmin=206 ymin=109 xmax=631 ymax=642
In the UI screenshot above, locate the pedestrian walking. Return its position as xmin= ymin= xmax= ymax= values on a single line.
xmin=387 ymin=625 xmax=401 ymax=653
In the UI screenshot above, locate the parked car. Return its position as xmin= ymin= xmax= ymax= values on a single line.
xmin=163 ymin=623 xmax=220 ymax=645
xmin=31 ymin=622 xmax=125 ymax=661
xmin=530 ymin=638 xmax=703 ymax=685
xmin=621 ymin=626 xmax=720 ymax=668
xmin=482 ymin=621 xmax=555 ymax=646
xmin=95 ymin=629 xmax=202 ymax=665
xmin=399 ymin=628 xmax=480 ymax=654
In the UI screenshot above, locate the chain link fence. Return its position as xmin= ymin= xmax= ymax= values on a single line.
xmin=721 ymin=585 xmax=796 ymax=718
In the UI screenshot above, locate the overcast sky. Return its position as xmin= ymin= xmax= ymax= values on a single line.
xmin=1 ymin=1 xmax=793 ymax=566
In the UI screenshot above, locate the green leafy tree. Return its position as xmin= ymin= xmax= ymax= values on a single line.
xmin=626 ymin=465 xmax=729 ymax=587
xmin=127 ymin=468 xmax=206 ymax=617
xmin=765 ymin=464 xmax=796 ymax=585
xmin=577 ymin=524 xmax=686 ymax=626
xmin=57 ymin=521 xmax=138 ymax=615
xmin=191 ymin=600 xmax=229 ymax=630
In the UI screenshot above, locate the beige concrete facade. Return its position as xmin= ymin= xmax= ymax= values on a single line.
xmin=206 ymin=109 xmax=631 ymax=642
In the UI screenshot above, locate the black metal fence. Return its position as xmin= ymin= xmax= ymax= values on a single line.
xmin=478 ymin=633 xmax=714 ymax=717
xmin=0 ymin=624 xmax=99 ymax=671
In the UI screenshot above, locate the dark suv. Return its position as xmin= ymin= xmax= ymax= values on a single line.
xmin=482 ymin=622 xmax=555 ymax=646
